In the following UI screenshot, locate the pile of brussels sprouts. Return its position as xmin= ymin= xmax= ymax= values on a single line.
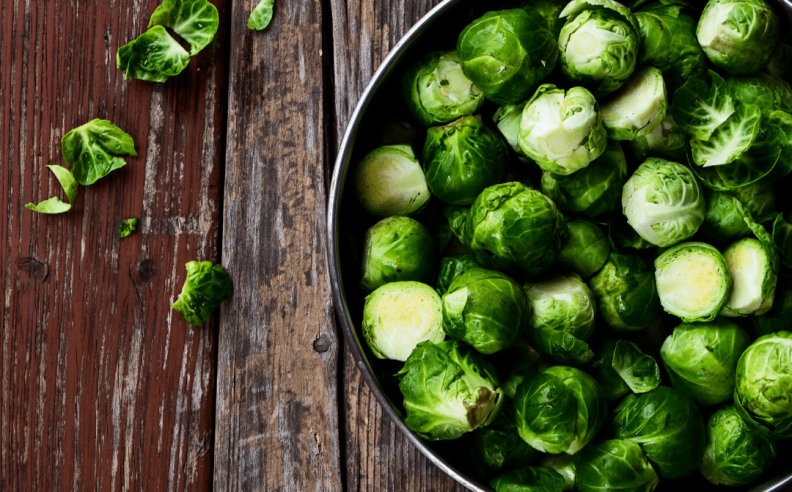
xmin=349 ymin=0 xmax=792 ymax=489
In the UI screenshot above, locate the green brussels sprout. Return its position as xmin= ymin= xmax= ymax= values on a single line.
xmin=761 ymin=110 xmax=792 ymax=182
xmin=630 ymin=115 xmax=687 ymax=161
xmin=494 ymin=102 xmax=529 ymax=160
xmin=622 ymin=158 xmax=706 ymax=247
xmin=443 ymin=205 xmax=471 ymax=246
xmin=466 ymin=182 xmax=567 ymax=277
xmin=766 ymin=43 xmax=792 ymax=81
xmin=575 ymin=440 xmax=660 ymax=492
xmin=654 ymin=242 xmax=732 ymax=322
xmin=442 ymin=268 xmax=529 ymax=355
xmin=540 ymin=454 xmax=576 ymax=491
xmin=423 ymin=115 xmax=509 ymax=205
xmin=590 ymin=251 xmax=662 ymax=332
xmin=501 ymin=356 xmax=540 ymax=400
xmin=465 ymin=412 xmax=541 ymax=480
xmin=601 ymin=68 xmax=667 ymax=142
xmin=524 ymin=275 xmax=596 ymax=365
xmin=514 ymin=366 xmax=607 ymax=455
xmin=556 ymin=220 xmax=611 ymax=278
xmin=457 ymin=9 xmax=559 ymax=105
xmin=401 ymin=50 xmax=486 ymax=127
xmin=727 ymin=182 xmax=777 ymax=223
xmin=518 ymin=84 xmax=608 ymax=175
xmin=721 ymin=237 xmax=777 ymax=317
xmin=397 ymin=340 xmax=504 ymax=440
xmin=353 ymin=145 xmax=430 ymax=217
xmin=701 ymin=405 xmax=779 ymax=486
xmin=700 ymin=191 xmax=750 ymax=242
xmin=558 ymin=0 xmax=641 ymax=97
xmin=697 ymin=0 xmax=780 ymax=75
xmin=362 ymin=282 xmax=445 ymax=361
xmin=588 ymin=339 xmax=661 ymax=401
xmin=752 ymin=279 xmax=792 ymax=337
xmin=359 ymin=216 xmax=437 ymax=293
xmin=727 ymin=73 xmax=792 ymax=113
xmin=524 ymin=0 xmax=572 ymax=33
xmin=489 ymin=466 xmax=567 ymax=492
xmin=609 ymin=386 xmax=707 ymax=478
xmin=540 ymin=140 xmax=628 ymax=218
xmin=435 ymin=253 xmax=481 ymax=296
xmin=734 ymin=331 xmax=792 ymax=439
xmin=588 ymin=339 xmax=631 ymax=401
xmin=660 ymin=319 xmax=751 ymax=406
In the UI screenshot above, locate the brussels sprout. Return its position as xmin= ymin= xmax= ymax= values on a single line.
xmin=610 ymin=219 xmax=655 ymax=251
xmin=734 ymin=331 xmax=792 ymax=439
xmin=590 ymin=251 xmax=662 ymax=332
xmin=609 ymin=386 xmax=707 ymax=478
xmin=660 ymin=319 xmax=751 ymax=406
xmin=540 ymin=454 xmax=576 ymax=491
xmin=442 ymin=268 xmax=529 ymax=355
xmin=601 ymin=68 xmax=667 ymax=142
xmin=514 ymin=366 xmax=607 ymax=455
xmin=575 ymin=440 xmax=660 ymax=492
xmin=761 ymin=110 xmax=792 ymax=182
xmin=721 ymin=237 xmax=777 ymax=317
xmin=443 ymin=205 xmax=471 ymax=246
xmin=501 ymin=356 xmax=540 ymax=400
xmin=752 ymin=279 xmax=792 ymax=337
xmin=401 ymin=50 xmax=486 ymax=127
xmin=556 ymin=220 xmax=610 ymax=278
xmin=697 ymin=0 xmax=780 ymax=75
xmin=727 ymin=73 xmax=792 ymax=113
xmin=701 ymin=405 xmax=779 ymax=486
xmin=359 ymin=216 xmax=437 ymax=293
xmin=518 ymin=85 xmax=607 ymax=175
xmin=466 ymin=182 xmax=567 ymax=276
xmin=633 ymin=1 xmax=708 ymax=92
xmin=494 ymin=102 xmax=529 ymax=160
xmin=423 ymin=115 xmax=509 ymax=205
xmin=558 ymin=0 xmax=641 ymax=96
xmin=588 ymin=339 xmax=660 ymax=401
xmin=465 ymin=414 xmax=541 ymax=480
xmin=457 ymin=9 xmax=558 ymax=105
xmin=489 ymin=466 xmax=567 ymax=492
xmin=622 ymin=158 xmax=706 ymax=247
xmin=435 ymin=253 xmax=481 ymax=296
xmin=630 ymin=114 xmax=687 ymax=161
xmin=362 ymin=282 xmax=445 ymax=361
xmin=397 ymin=340 xmax=503 ymax=440
xmin=766 ymin=43 xmax=792 ymax=81
xmin=353 ymin=145 xmax=430 ymax=217
xmin=587 ymin=339 xmax=631 ymax=401
xmin=654 ymin=242 xmax=732 ymax=321
xmin=540 ymin=140 xmax=627 ymax=218
xmin=700 ymin=191 xmax=750 ymax=242
xmin=729 ymin=182 xmax=777 ymax=222
xmin=524 ymin=275 xmax=596 ymax=365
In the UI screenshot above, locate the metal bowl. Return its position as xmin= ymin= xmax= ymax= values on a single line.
xmin=327 ymin=1 xmax=792 ymax=490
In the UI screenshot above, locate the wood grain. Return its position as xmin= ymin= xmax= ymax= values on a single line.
xmin=213 ymin=0 xmax=342 ymax=490
xmin=0 ymin=0 xmax=228 ymax=490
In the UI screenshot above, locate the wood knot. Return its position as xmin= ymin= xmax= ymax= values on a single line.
xmin=312 ymin=335 xmax=331 ymax=353
xmin=16 ymin=257 xmax=48 ymax=282
xmin=136 ymin=259 xmax=157 ymax=280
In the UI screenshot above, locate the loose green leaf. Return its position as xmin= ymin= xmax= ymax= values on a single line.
xmin=670 ymin=71 xmax=734 ymax=140
xmin=117 ymin=26 xmax=191 ymax=83
xmin=691 ymin=103 xmax=761 ymax=167
xmin=118 ymin=218 xmax=139 ymax=238
xmin=149 ymin=0 xmax=219 ymax=54
xmin=61 ymin=119 xmax=136 ymax=186
xmin=172 ymin=261 xmax=233 ymax=326
xmin=25 ymin=165 xmax=78 ymax=214
xmin=248 ymin=0 xmax=275 ymax=30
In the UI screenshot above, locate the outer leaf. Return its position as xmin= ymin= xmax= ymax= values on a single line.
xmin=691 ymin=103 xmax=761 ymax=167
xmin=248 ymin=0 xmax=275 ymax=31
xmin=149 ymin=0 xmax=220 ymax=54
xmin=62 ymin=119 xmax=136 ymax=186
xmin=25 ymin=165 xmax=78 ymax=214
xmin=117 ymin=26 xmax=191 ymax=83
xmin=670 ymin=71 xmax=734 ymax=140
xmin=118 ymin=218 xmax=139 ymax=238
xmin=172 ymin=261 xmax=233 ymax=326
xmin=612 ymin=340 xmax=661 ymax=394
xmin=25 ymin=198 xmax=72 ymax=214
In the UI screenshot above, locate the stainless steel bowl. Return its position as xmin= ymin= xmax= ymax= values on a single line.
xmin=327 ymin=1 xmax=792 ymax=490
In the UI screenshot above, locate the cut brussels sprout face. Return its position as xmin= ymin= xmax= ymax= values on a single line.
xmin=402 ymin=51 xmax=486 ymax=127
xmin=660 ymin=319 xmax=751 ymax=406
xmin=734 ymin=331 xmax=792 ymax=439
xmin=590 ymin=252 xmax=661 ymax=332
xmin=518 ymin=85 xmax=607 ymax=175
xmin=575 ymin=440 xmax=659 ymax=492
xmin=489 ymin=466 xmax=567 ymax=492
xmin=354 ymin=145 xmax=430 ymax=217
xmin=601 ymin=67 xmax=667 ymax=142
xmin=423 ymin=115 xmax=509 ymax=205
xmin=630 ymin=114 xmax=687 ymax=161
xmin=622 ymin=159 xmax=706 ymax=247
xmin=397 ymin=341 xmax=503 ymax=440
xmin=362 ymin=282 xmax=445 ymax=361
xmin=701 ymin=405 xmax=779 ymax=486
xmin=697 ymin=0 xmax=780 ymax=75
xmin=654 ymin=243 xmax=732 ymax=322
xmin=556 ymin=220 xmax=610 ymax=278
xmin=457 ymin=9 xmax=558 ymax=104
xmin=721 ymin=238 xmax=777 ymax=317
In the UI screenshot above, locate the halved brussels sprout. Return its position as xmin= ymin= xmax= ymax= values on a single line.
xmin=622 ymin=158 xmax=706 ymax=247
xmin=423 ymin=115 xmax=509 ymax=205
xmin=360 ymin=216 xmax=436 ymax=293
xmin=752 ymin=278 xmax=792 ymax=337
xmin=524 ymin=275 xmax=596 ymax=365
xmin=609 ymin=386 xmax=707 ymax=479
xmin=701 ymin=405 xmax=779 ymax=486
xmin=464 ymin=411 xmax=540 ymax=480
xmin=442 ymin=268 xmax=529 ymax=355
xmin=721 ymin=237 xmax=777 ymax=317
xmin=556 ymin=220 xmax=611 ymax=278
xmin=435 ymin=253 xmax=481 ymax=296
xmin=630 ymin=114 xmax=687 ymax=161
xmin=575 ymin=440 xmax=660 ymax=492
xmin=514 ymin=366 xmax=607 ymax=455
xmin=401 ymin=50 xmax=486 ymax=127
xmin=354 ymin=145 xmax=430 ymax=217
xmin=397 ymin=340 xmax=503 ymax=440
xmin=700 ymin=191 xmax=750 ymax=242
xmin=697 ymin=0 xmax=780 ymax=75
xmin=541 ymin=140 xmax=627 ymax=218
xmin=734 ymin=331 xmax=792 ymax=439
xmin=654 ymin=242 xmax=732 ymax=322
xmin=540 ymin=454 xmax=577 ymax=491
xmin=601 ymin=67 xmax=667 ymax=141
xmin=590 ymin=251 xmax=661 ymax=332
xmin=493 ymin=102 xmax=529 ymax=160
xmin=457 ymin=9 xmax=558 ymax=104
xmin=660 ymin=318 xmax=751 ymax=406
xmin=518 ymin=85 xmax=608 ymax=175
xmin=489 ymin=466 xmax=566 ymax=492
xmin=362 ymin=282 xmax=445 ymax=361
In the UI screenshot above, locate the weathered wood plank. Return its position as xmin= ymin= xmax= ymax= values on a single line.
xmin=0 ymin=0 xmax=228 ymax=490
xmin=214 ymin=0 xmax=342 ymax=490
xmin=329 ymin=0 xmax=468 ymax=490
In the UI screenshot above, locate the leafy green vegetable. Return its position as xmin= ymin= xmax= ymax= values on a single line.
xmin=118 ymin=218 xmax=139 ymax=238
xmin=148 ymin=0 xmax=219 ymax=54
xmin=61 ymin=119 xmax=137 ymax=186
xmin=556 ymin=220 xmax=611 ymax=278
xmin=489 ymin=466 xmax=566 ymax=492
xmin=630 ymin=114 xmax=687 ymax=161
xmin=600 ymin=67 xmax=667 ymax=142
xmin=172 ymin=261 xmax=233 ymax=326
xmin=25 ymin=165 xmax=78 ymax=214
xmin=670 ymin=71 xmax=735 ymax=141
xmin=700 ymin=191 xmax=750 ymax=242
xmin=727 ymin=73 xmax=792 ymax=113
xmin=690 ymin=103 xmax=761 ymax=167
xmin=540 ymin=454 xmax=577 ymax=491
xmin=576 ymin=440 xmax=659 ymax=492
xmin=464 ymin=412 xmax=540 ymax=480
xmin=248 ymin=0 xmax=275 ymax=31
xmin=435 ymin=253 xmax=481 ymax=296
xmin=353 ymin=145 xmax=430 ymax=217
xmin=611 ymin=340 xmax=661 ymax=394
xmin=117 ymin=26 xmax=191 ymax=83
